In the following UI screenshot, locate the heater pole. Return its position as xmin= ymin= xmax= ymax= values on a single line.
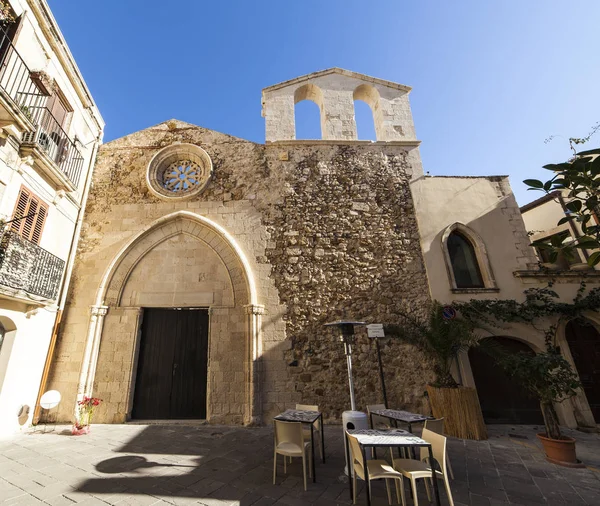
xmin=345 ymin=342 xmax=357 ymax=411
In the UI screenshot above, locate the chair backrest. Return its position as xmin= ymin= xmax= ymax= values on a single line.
xmin=424 ymin=417 xmax=444 ymax=435
xmin=421 ymin=428 xmax=447 ymax=475
xmin=296 ymin=403 xmax=318 ymax=412
xmin=367 ymin=404 xmax=390 ymax=429
xmin=346 ymin=432 xmax=365 ymax=476
xmin=274 ymin=420 xmax=304 ymax=450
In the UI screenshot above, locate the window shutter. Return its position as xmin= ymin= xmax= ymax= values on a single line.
xmin=10 ymin=186 xmax=31 ymax=235
xmin=10 ymin=186 xmax=48 ymax=244
xmin=21 ymin=197 xmax=38 ymax=239
xmin=31 ymin=204 xmax=47 ymax=244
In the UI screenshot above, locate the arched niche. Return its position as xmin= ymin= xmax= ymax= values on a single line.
xmin=441 ymin=222 xmax=497 ymax=291
xmin=294 ymin=83 xmax=325 ymax=139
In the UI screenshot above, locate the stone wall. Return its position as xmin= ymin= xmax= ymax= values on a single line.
xmin=261 ymin=143 xmax=433 ymax=419
xmin=45 ymin=119 xmax=434 ymax=425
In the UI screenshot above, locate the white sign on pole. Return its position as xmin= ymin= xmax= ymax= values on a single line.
xmin=366 ymin=324 xmax=385 ymax=338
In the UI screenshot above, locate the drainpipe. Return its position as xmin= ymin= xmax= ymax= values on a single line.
xmin=33 ymin=131 xmax=103 ymax=424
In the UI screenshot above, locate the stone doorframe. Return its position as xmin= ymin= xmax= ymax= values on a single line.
xmin=75 ymin=211 xmax=263 ymax=425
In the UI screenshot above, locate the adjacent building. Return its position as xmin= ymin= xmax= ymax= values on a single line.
xmin=0 ymin=0 xmax=103 ymax=435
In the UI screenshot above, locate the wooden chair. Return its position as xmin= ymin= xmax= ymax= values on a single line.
xmin=273 ymin=420 xmax=312 ymax=491
xmin=423 ymin=417 xmax=454 ymax=479
xmin=296 ymin=403 xmax=323 ymax=461
xmin=392 ymin=428 xmax=454 ymax=506
xmin=347 ymin=432 xmax=404 ymax=505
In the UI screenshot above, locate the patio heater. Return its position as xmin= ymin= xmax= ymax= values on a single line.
xmin=324 ymin=320 xmax=369 ymax=475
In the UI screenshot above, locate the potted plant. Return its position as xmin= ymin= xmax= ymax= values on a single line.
xmin=491 ymin=344 xmax=583 ymax=466
xmin=72 ymin=396 xmax=102 ymax=435
xmin=384 ymin=301 xmax=487 ymax=440
xmin=455 ymin=284 xmax=600 ymax=466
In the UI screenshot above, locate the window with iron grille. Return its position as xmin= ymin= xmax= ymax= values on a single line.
xmin=10 ymin=185 xmax=48 ymax=245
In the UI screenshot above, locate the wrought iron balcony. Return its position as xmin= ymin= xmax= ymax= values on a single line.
xmin=21 ymin=106 xmax=84 ymax=187
xmin=0 ymin=26 xmax=84 ymax=188
xmin=0 ymin=26 xmax=47 ymax=125
xmin=0 ymin=230 xmax=65 ymax=301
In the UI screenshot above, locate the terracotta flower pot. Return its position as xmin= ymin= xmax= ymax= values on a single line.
xmin=536 ymin=433 xmax=584 ymax=468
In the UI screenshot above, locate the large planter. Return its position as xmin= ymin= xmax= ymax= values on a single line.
xmin=536 ymin=433 xmax=584 ymax=468
xmin=427 ymin=385 xmax=487 ymax=440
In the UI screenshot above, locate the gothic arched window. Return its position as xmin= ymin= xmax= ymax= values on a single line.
xmin=447 ymin=231 xmax=485 ymax=288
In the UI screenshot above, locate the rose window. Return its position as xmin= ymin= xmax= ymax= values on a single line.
xmin=147 ymin=144 xmax=212 ymax=200
xmin=162 ymin=160 xmax=202 ymax=193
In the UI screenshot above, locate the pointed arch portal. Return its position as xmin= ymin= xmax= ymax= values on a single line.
xmin=76 ymin=212 xmax=263 ymax=425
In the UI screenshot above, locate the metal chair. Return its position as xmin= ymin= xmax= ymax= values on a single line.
xmin=273 ymin=420 xmax=312 ymax=491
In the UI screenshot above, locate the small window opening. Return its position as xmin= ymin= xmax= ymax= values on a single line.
xmin=448 ymin=231 xmax=484 ymax=288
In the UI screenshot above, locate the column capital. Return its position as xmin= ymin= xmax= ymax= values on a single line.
xmin=245 ymin=304 xmax=265 ymax=316
xmin=90 ymin=305 xmax=109 ymax=317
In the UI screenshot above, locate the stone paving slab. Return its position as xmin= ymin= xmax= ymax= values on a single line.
xmin=0 ymin=424 xmax=598 ymax=505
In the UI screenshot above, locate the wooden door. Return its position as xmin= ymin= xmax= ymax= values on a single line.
xmin=468 ymin=337 xmax=544 ymax=424
xmin=566 ymin=319 xmax=600 ymax=422
xmin=133 ymin=308 xmax=209 ymax=420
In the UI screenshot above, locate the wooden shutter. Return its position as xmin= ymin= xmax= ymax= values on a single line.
xmin=10 ymin=187 xmax=29 ymax=233
xmin=10 ymin=186 xmax=48 ymax=245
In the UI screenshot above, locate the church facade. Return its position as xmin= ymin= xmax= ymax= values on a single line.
xmin=42 ymin=69 xmax=600 ymax=430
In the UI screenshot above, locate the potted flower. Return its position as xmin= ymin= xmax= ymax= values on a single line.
xmin=72 ymin=396 xmax=102 ymax=435
xmin=454 ymin=285 xmax=597 ymax=466
xmin=490 ymin=344 xmax=582 ymax=466
xmin=384 ymin=301 xmax=487 ymax=440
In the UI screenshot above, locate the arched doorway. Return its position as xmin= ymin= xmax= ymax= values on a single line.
xmin=75 ymin=211 xmax=262 ymax=425
xmin=565 ymin=319 xmax=600 ymax=422
xmin=469 ymin=337 xmax=544 ymax=424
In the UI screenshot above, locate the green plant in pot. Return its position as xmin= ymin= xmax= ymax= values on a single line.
xmin=455 ymin=284 xmax=598 ymax=466
xmin=487 ymin=337 xmax=582 ymax=466
xmin=384 ymin=301 xmax=487 ymax=440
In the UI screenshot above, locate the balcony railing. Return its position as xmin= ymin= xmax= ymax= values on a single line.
xmin=0 ymin=27 xmax=48 ymax=118
xmin=0 ymin=230 xmax=65 ymax=301
xmin=21 ymin=105 xmax=84 ymax=187
xmin=0 ymin=27 xmax=84 ymax=188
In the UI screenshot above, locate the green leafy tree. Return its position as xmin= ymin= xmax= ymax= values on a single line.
xmin=384 ymin=301 xmax=479 ymax=388
xmin=524 ymin=124 xmax=600 ymax=266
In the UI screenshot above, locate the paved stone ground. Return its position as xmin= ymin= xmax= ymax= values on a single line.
xmin=0 ymin=424 xmax=599 ymax=506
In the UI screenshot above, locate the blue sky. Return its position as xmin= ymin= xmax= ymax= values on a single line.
xmin=49 ymin=0 xmax=599 ymax=205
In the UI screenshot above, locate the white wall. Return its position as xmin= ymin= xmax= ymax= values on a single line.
xmin=0 ymin=0 xmax=103 ymax=436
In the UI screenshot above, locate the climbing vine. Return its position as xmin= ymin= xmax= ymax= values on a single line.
xmin=453 ymin=282 xmax=599 ymax=439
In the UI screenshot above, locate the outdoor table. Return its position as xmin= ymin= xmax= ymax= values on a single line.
xmin=369 ymin=408 xmax=429 ymax=433
xmin=346 ymin=428 xmax=441 ymax=506
xmin=274 ymin=409 xmax=325 ymax=483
